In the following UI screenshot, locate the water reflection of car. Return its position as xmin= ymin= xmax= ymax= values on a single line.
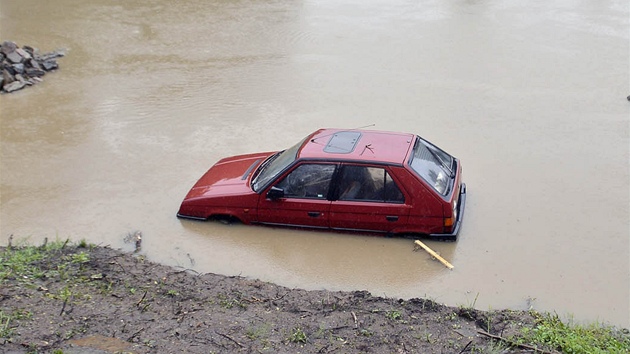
xmin=177 ymin=128 xmax=466 ymax=240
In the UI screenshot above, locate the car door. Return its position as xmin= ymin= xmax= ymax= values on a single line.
xmin=257 ymin=163 xmax=337 ymax=229
xmin=329 ymin=164 xmax=410 ymax=233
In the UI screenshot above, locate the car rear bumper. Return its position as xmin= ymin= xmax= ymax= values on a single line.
xmin=429 ymin=183 xmax=466 ymax=239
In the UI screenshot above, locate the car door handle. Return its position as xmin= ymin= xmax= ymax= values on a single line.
xmin=386 ymin=215 xmax=399 ymax=222
xmin=308 ymin=212 xmax=321 ymax=217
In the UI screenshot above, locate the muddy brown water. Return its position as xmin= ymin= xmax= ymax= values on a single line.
xmin=1 ymin=0 xmax=628 ymax=327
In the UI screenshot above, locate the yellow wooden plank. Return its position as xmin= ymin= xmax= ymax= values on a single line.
xmin=414 ymin=240 xmax=454 ymax=269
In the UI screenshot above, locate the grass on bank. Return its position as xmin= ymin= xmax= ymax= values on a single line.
xmin=518 ymin=312 xmax=630 ymax=354
xmin=1 ymin=241 xmax=629 ymax=353
xmin=0 ymin=238 xmax=91 ymax=283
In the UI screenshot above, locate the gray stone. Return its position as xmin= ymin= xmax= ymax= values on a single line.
xmin=16 ymin=48 xmax=32 ymax=60
xmin=3 ymin=80 xmax=25 ymax=92
xmin=3 ymin=63 xmax=15 ymax=75
xmin=23 ymin=45 xmax=34 ymax=55
xmin=1 ymin=41 xmax=17 ymax=55
xmin=25 ymin=67 xmax=45 ymax=77
xmin=1 ymin=41 xmax=63 ymax=93
xmin=12 ymin=63 xmax=24 ymax=74
xmin=42 ymin=60 xmax=58 ymax=71
xmin=29 ymin=58 xmax=42 ymax=70
xmin=39 ymin=51 xmax=64 ymax=61
xmin=6 ymin=50 xmax=23 ymax=64
xmin=2 ymin=69 xmax=15 ymax=84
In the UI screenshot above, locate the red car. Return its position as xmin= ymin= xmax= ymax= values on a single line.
xmin=177 ymin=128 xmax=466 ymax=240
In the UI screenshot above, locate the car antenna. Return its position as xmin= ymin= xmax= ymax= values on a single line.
xmin=310 ymin=124 xmax=375 ymax=144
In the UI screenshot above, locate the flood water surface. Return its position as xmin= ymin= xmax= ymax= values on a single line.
xmin=1 ymin=0 xmax=628 ymax=327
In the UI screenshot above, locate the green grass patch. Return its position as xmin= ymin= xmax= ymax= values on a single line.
xmin=70 ymin=251 xmax=90 ymax=264
xmin=288 ymin=327 xmax=307 ymax=344
xmin=0 ymin=239 xmax=94 ymax=286
xmin=519 ymin=313 xmax=630 ymax=354
xmin=0 ymin=240 xmax=70 ymax=282
xmin=0 ymin=309 xmax=33 ymax=339
xmin=217 ymin=293 xmax=247 ymax=310
xmin=386 ymin=310 xmax=402 ymax=321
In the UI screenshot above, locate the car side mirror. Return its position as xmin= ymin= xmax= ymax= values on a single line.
xmin=266 ymin=186 xmax=285 ymax=200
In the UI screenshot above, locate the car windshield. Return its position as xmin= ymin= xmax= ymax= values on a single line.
xmin=408 ymin=137 xmax=455 ymax=196
xmin=251 ymin=136 xmax=308 ymax=192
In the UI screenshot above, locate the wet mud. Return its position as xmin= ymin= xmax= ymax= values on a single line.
xmin=0 ymin=245 xmax=551 ymax=354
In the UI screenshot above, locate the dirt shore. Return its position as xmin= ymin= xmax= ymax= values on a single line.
xmin=0 ymin=245 xmax=564 ymax=353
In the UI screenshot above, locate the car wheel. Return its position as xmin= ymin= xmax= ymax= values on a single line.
xmin=212 ymin=215 xmax=240 ymax=225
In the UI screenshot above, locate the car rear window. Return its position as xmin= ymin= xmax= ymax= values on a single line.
xmin=408 ymin=137 xmax=455 ymax=196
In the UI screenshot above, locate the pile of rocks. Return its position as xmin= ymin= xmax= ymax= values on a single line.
xmin=1 ymin=40 xmax=65 ymax=93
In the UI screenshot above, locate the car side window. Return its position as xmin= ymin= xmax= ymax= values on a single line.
xmin=275 ymin=164 xmax=336 ymax=199
xmin=382 ymin=170 xmax=405 ymax=203
xmin=337 ymin=166 xmax=405 ymax=203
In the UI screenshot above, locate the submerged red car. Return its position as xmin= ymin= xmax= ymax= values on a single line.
xmin=177 ymin=128 xmax=466 ymax=240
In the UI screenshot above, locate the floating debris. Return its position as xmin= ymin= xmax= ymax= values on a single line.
xmin=124 ymin=230 xmax=143 ymax=253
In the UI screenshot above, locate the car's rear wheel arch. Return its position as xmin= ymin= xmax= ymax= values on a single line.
xmin=209 ymin=214 xmax=242 ymax=225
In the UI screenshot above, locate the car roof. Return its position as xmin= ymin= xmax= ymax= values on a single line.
xmin=298 ymin=128 xmax=416 ymax=165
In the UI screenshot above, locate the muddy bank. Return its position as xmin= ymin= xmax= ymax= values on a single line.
xmin=0 ymin=244 xmax=624 ymax=353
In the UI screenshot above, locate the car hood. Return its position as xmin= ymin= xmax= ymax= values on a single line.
xmin=184 ymin=152 xmax=273 ymax=200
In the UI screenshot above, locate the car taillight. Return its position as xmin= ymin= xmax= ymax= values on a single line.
xmin=444 ymin=216 xmax=454 ymax=231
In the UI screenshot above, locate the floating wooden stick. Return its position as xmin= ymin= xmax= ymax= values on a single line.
xmin=414 ymin=240 xmax=454 ymax=269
